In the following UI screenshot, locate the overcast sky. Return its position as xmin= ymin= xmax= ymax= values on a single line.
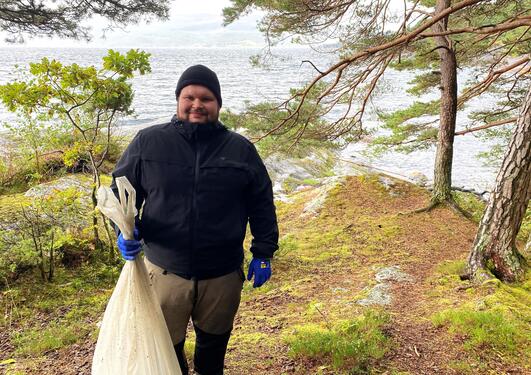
xmin=0 ymin=0 xmax=266 ymax=48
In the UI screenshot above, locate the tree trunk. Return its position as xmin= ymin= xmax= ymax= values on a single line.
xmin=432 ymin=0 xmax=458 ymax=203
xmin=89 ymin=151 xmax=101 ymax=250
xmin=48 ymin=229 xmax=54 ymax=282
xmin=467 ymin=86 xmax=531 ymax=282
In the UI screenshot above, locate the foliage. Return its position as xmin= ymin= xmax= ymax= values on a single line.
xmin=221 ymin=85 xmax=339 ymax=158
xmin=0 ymin=188 xmax=90 ymax=285
xmin=0 ymin=49 xmax=150 ymax=183
xmin=284 ymin=309 xmax=391 ymax=372
xmin=0 ymin=0 xmax=170 ymax=42
xmin=370 ymin=0 xmax=531 ymax=159
xmin=224 ymin=0 xmax=530 ymax=167
xmin=0 ymin=49 xmax=151 ymax=248
xmin=1 ymin=261 xmax=120 ymax=358
xmin=0 ymin=119 xmax=123 ymax=193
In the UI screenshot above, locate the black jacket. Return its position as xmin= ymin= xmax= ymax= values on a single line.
xmin=111 ymin=116 xmax=278 ymax=279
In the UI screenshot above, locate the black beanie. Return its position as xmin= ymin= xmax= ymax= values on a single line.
xmin=175 ymin=65 xmax=222 ymax=107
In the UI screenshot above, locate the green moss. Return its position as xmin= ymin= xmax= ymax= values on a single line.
xmin=436 ymin=260 xmax=466 ymax=276
xmin=517 ymin=206 xmax=530 ymax=243
xmin=302 ymin=178 xmax=320 ymax=186
xmin=432 ymin=309 xmax=524 ymax=352
xmin=276 ymin=235 xmax=299 ymax=258
xmin=447 ymin=360 xmax=475 ymax=374
xmin=283 ymin=309 xmax=391 ymax=372
xmin=12 ymin=322 xmax=84 ymax=356
xmin=452 ymin=191 xmax=485 ymax=223
xmin=184 ymin=330 xmax=196 ymax=359
xmin=431 ymin=275 xmax=531 ymax=365
xmin=0 ymin=193 xmax=31 ymax=218
xmin=1 ymin=262 xmax=120 ymax=356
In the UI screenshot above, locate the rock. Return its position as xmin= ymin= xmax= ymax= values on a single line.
xmin=264 ymin=155 xmax=313 ymax=181
xmin=301 ymin=177 xmax=343 ymax=217
xmin=358 ymin=283 xmax=392 ymax=306
xmin=357 ymin=266 xmax=414 ymax=307
xmin=408 ymin=171 xmax=429 ymax=187
xmin=378 ymin=176 xmax=395 ymax=190
xmin=24 ymin=176 xmax=91 ymax=198
xmin=375 ymin=266 xmax=414 ymax=283
xmin=264 ymin=150 xmax=338 ymax=196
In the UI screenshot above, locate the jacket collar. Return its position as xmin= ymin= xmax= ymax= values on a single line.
xmin=171 ymin=114 xmax=227 ymax=139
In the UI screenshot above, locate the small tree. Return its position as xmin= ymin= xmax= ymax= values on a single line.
xmin=0 ymin=49 xmax=151 ymax=249
xmin=466 ymin=86 xmax=530 ymax=282
xmin=0 ymin=188 xmax=88 ymax=283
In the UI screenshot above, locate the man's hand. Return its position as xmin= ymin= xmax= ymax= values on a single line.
xmin=246 ymin=258 xmax=271 ymax=288
xmin=117 ymin=228 xmax=142 ymax=261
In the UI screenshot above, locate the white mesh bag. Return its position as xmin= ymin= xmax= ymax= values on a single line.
xmin=92 ymin=176 xmax=181 ymax=375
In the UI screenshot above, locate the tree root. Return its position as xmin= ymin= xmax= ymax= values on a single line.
xmin=446 ymin=196 xmax=474 ymax=220
xmin=401 ymin=196 xmax=474 ymax=220
xmin=411 ymin=200 xmax=440 ymax=214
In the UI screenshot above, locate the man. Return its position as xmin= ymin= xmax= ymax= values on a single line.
xmin=111 ymin=65 xmax=279 ymax=375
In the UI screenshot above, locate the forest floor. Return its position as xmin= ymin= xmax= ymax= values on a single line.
xmin=0 ymin=173 xmax=529 ymax=375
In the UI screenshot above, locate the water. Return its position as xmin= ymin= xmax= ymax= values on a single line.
xmin=0 ymin=47 xmax=499 ymax=192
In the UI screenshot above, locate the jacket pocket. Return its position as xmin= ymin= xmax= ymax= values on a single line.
xmin=200 ymin=160 xmax=249 ymax=193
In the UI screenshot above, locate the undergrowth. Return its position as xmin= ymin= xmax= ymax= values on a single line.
xmin=431 ymin=267 xmax=531 ymax=368
xmin=283 ymin=309 xmax=391 ymax=373
xmin=1 ymin=260 xmax=121 ymax=358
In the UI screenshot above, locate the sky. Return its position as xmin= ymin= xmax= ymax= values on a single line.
xmin=0 ymin=0 xmax=266 ymax=48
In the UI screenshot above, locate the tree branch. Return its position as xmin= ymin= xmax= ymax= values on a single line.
xmin=455 ymin=117 xmax=517 ymax=135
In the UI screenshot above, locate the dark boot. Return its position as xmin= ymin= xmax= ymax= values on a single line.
xmin=193 ymin=325 xmax=231 ymax=375
xmin=174 ymin=339 xmax=189 ymax=375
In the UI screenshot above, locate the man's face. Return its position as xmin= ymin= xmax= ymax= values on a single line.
xmin=177 ymin=84 xmax=220 ymax=124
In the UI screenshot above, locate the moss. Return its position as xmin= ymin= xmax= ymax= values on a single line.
xmin=447 ymin=360 xmax=475 ymax=374
xmin=436 ymin=260 xmax=467 ymax=276
xmin=452 ymin=191 xmax=485 ymax=223
xmin=431 ymin=272 xmax=531 ymax=366
xmin=1 ymin=262 xmax=120 ymax=356
xmin=283 ymin=309 xmax=391 ymax=372
xmin=0 ymin=193 xmax=32 ymax=219
xmin=12 ymin=322 xmax=84 ymax=356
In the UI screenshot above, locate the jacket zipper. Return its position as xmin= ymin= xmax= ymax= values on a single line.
xmin=190 ymin=131 xmax=200 ymax=276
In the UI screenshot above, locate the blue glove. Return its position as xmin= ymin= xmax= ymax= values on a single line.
xmin=247 ymin=258 xmax=272 ymax=288
xmin=117 ymin=228 xmax=141 ymax=261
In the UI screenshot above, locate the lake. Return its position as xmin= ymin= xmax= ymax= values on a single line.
xmin=0 ymin=47 xmax=500 ymax=192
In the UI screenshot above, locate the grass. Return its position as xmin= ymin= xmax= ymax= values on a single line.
xmin=1 ymin=260 xmax=121 ymax=358
xmin=11 ymin=323 xmax=83 ymax=356
xmin=432 ymin=309 xmax=523 ymax=352
xmin=283 ymin=309 xmax=391 ymax=373
xmin=430 ymin=264 xmax=531 ymax=369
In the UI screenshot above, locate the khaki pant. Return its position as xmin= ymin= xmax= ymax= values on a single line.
xmin=144 ymin=257 xmax=245 ymax=344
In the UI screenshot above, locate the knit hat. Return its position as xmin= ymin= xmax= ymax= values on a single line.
xmin=175 ymin=65 xmax=222 ymax=107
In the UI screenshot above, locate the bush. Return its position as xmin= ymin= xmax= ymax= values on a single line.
xmin=0 ymin=188 xmax=91 ymax=286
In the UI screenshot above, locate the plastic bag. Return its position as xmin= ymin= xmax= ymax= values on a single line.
xmin=92 ymin=176 xmax=181 ymax=375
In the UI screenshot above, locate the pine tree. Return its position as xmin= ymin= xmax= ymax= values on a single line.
xmin=224 ymin=0 xmax=530 ymax=212
xmin=466 ymin=86 xmax=530 ymax=282
xmin=0 ymin=0 xmax=170 ymax=42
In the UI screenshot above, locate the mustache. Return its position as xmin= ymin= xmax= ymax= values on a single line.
xmin=187 ymin=109 xmax=207 ymax=115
